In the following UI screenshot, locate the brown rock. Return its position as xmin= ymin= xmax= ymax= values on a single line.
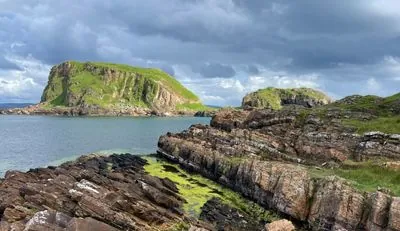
xmin=265 ymin=219 xmax=295 ymax=231
xmin=0 ymin=154 xmax=186 ymax=230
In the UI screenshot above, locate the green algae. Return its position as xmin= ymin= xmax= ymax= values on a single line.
xmin=143 ymin=156 xmax=280 ymax=222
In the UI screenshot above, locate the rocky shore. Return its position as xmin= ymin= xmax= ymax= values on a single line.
xmin=157 ymin=107 xmax=400 ymax=231
xmin=0 ymin=154 xmax=190 ymax=230
xmin=0 ymin=103 xmax=211 ymax=117
xmin=0 ymin=153 xmax=293 ymax=231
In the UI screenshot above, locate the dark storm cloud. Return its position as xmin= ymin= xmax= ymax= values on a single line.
xmin=247 ymin=65 xmax=260 ymax=75
xmin=194 ymin=63 xmax=236 ymax=78
xmin=0 ymin=0 xmax=399 ymax=104
xmin=0 ymin=56 xmax=21 ymax=70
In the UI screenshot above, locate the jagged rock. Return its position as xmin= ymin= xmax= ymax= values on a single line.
xmin=265 ymin=219 xmax=295 ymax=231
xmin=0 ymin=154 xmax=186 ymax=230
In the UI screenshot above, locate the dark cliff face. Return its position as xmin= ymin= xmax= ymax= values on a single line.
xmin=40 ymin=61 xmax=202 ymax=112
xmin=157 ymin=107 xmax=400 ymax=231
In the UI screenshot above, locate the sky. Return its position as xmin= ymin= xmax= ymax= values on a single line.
xmin=0 ymin=0 xmax=400 ymax=105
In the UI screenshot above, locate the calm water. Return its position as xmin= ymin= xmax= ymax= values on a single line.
xmin=0 ymin=115 xmax=210 ymax=176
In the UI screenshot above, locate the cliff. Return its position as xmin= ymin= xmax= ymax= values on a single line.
xmin=242 ymin=87 xmax=332 ymax=109
xmin=39 ymin=61 xmax=206 ymax=114
xmin=158 ymin=92 xmax=400 ymax=231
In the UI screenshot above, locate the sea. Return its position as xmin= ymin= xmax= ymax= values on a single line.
xmin=0 ymin=115 xmax=210 ymax=176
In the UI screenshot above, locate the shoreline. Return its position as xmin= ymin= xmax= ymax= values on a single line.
xmin=0 ymin=104 xmax=215 ymax=117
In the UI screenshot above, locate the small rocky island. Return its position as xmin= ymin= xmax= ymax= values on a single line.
xmin=0 ymin=61 xmax=211 ymax=116
xmin=1 ymin=87 xmax=399 ymax=231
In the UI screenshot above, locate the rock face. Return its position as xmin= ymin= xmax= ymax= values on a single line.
xmin=0 ymin=154 xmax=187 ymax=230
xmin=157 ymin=108 xmax=400 ymax=231
xmin=1 ymin=61 xmax=207 ymax=116
xmin=242 ymin=87 xmax=332 ymax=110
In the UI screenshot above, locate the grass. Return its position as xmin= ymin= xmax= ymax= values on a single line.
xmin=331 ymin=93 xmax=400 ymax=117
xmin=308 ymin=161 xmax=400 ymax=196
xmin=71 ymin=61 xmax=199 ymax=101
xmin=175 ymin=103 xmax=214 ymax=111
xmin=342 ymin=116 xmax=400 ymax=134
xmin=143 ymin=156 xmax=280 ymax=222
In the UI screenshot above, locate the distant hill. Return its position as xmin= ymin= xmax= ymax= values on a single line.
xmin=0 ymin=103 xmax=34 ymax=109
xmin=242 ymin=87 xmax=332 ymax=110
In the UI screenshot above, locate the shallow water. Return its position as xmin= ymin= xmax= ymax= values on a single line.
xmin=0 ymin=115 xmax=209 ymax=176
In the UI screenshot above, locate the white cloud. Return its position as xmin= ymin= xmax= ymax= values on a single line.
xmin=0 ymin=55 xmax=50 ymax=102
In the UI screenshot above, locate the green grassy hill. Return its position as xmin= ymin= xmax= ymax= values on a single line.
xmin=242 ymin=87 xmax=332 ymax=109
xmin=41 ymin=61 xmax=206 ymax=111
xmin=329 ymin=93 xmax=400 ymax=134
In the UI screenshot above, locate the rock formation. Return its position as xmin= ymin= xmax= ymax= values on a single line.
xmin=157 ymin=95 xmax=400 ymax=230
xmin=242 ymin=87 xmax=332 ymax=110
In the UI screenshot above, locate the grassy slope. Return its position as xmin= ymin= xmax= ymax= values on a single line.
xmin=329 ymin=93 xmax=400 ymax=134
xmin=308 ymin=161 xmax=400 ymax=196
xmin=44 ymin=61 xmax=203 ymax=110
xmin=343 ymin=116 xmax=400 ymax=134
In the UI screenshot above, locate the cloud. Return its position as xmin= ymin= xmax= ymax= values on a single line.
xmin=0 ymin=56 xmax=21 ymax=70
xmin=194 ymin=63 xmax=236 ymax=78
xmin=0 ymin=0 xmax=399 ymax=104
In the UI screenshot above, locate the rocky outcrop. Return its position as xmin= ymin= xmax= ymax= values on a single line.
xmin=0 ymin=154 xmax=188 ymax=230
xmin=157 ymin=108 xmax=400 ymax=231
xmin=242 ymin=87 xmax=332 ymax=110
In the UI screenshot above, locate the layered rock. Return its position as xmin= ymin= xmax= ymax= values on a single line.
xmin=242 ymin=87 xmax=332 ymax=110
xmin=0 ymin=154 xmax=187 ymax=230
xmin=157 ymin=108 xmax=400 ymax=230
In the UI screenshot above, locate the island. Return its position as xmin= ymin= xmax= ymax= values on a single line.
xmin=0 ymin=61 xmax=211 ymax=116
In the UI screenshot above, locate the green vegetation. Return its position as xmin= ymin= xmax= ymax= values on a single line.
xmin=242 ymin=87 xmax=331 ymax=110
xmin=165 ymin=222 xmax=190 ymax=231
xmin=331 ymin=93 xmax=400 ymax=116
xmin=308 ymin=161 xmax=400 ymax=196
xmin=325 ymin=93 xmax=400 ymax=133
xmin=143 ymin=156 xmax=280 ymax=222
xmin=41 ymin=61 xmax=203 ymax=110
xmin=342 ymin=116 xmax=400 ymax=134
xmin=175 ymin=103 xmax=214 ymax=111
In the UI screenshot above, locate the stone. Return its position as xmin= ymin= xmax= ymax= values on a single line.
xmin=0 ymin=154 xmax=186 ymax=230
xmin=265 ymin=219 xmax=295 ymax=231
